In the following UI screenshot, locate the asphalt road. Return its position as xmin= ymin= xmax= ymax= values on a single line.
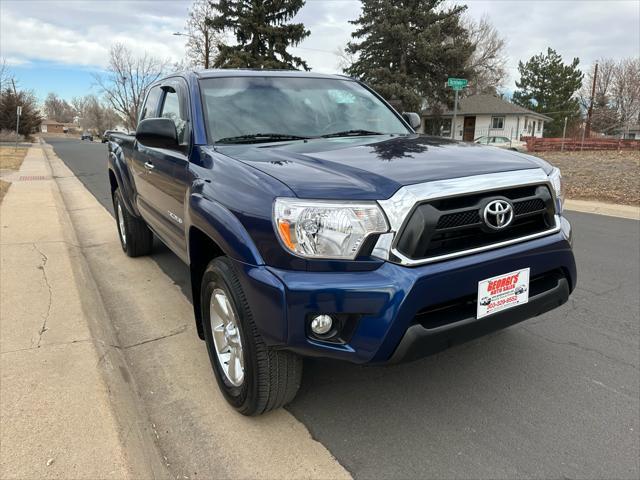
xmin=48 ymin=136 xmax=639 ymax=479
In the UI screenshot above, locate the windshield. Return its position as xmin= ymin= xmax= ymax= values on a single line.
xmin=200 ymin=76 xmax=411 ymax=143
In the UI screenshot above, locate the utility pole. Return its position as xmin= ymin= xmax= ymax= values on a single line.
xmin=585 ymin=62 xmax=598 ymax=138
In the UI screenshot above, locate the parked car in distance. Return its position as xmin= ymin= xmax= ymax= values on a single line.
xmin=107 ymin=70 xmax=575 ymax=416
xmin=475 ymin=135 xmax=527 ymax=152
xmin=81 ymin=132 xmax=93 ymax=141
xmin=101 ymin=130 xmax=114 ymax=143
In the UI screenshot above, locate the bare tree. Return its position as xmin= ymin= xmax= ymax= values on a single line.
xmin=579 ymin=59 xmax=618 ymax=133
xmin=71 ymin=96 xmax=88 ymax=123
xmin=0 ymin=58 xmax=13 ymax=92
xmin=183 ymin=0 xmax=223 ymax=69
xmin=612 ymin=57 xmax=640 ymax=130
xmin=93 ymin=43 xmax=168 ymax=130
xmin=579 ymin=58 xmax=616 ymax=109
xmin=580 ymin=57 xmax=640 ymax=134
xmin=464 ymin=15 xmax=508 ymax=95
xmin=80 ymin=95 xmax=121 ymax=133
xmin=335 ymin=45 xmax=357 ymax=74
xmin=43 ymin=92 xmax=76 ymax=123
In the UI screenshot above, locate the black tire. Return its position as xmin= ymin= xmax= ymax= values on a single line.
xmin=201 ymin=257 xmax=302 ymax=415
xmin=113 ymin=187 xmax=153 ymax=257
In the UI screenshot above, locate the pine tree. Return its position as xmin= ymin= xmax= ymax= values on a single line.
xmin=345 ymin=0 xmax=475 ymax=112
xmin=512 ymin=48 xmax=583 ymax=137
xmin=207 ymin=0 xmax=310 ymax=71
xmin=0 ymin=83 xmax=42 ymax=137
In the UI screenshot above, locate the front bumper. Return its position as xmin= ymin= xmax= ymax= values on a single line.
xmin=232 ymin=221 xmax=576 ymax=364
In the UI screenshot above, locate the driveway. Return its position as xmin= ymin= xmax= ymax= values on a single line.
xmin=47 ymin=136 xmax=639 ymax=479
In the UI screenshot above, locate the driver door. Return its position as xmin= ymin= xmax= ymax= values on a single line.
xmin=136 ymin=79 xmax=191 ymax=260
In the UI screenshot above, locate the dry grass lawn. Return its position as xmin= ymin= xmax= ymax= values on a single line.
xmin=0 ymin=146 xmax=28 ymax=204
xmin=535 ymin=150 xmax=640 ymax=206
xmin=0 ymin=179 xmax=10 ymax=203
xmin=0 ymin=146 xmax=28 ymax=170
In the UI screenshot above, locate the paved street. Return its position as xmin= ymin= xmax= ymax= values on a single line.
xmin=48 ymin=136 xmax=639 ymax=479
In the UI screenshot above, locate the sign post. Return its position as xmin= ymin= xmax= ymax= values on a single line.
xmin=447 ymin=78 xmax=467 ymax=140
xmin=15 ymin=106 xmax=22 ymax=151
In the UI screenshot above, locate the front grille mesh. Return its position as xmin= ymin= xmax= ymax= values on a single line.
xmin=514 ymin=198 xmax=546 ymax=215
xmin=436 ymin=210 xmax=481 ymax=229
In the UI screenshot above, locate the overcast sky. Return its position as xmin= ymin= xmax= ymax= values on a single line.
xmin=1 ymin=0 xmax=638 ymax=100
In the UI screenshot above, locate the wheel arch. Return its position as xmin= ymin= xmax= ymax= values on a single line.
xmin=108 ymin=146 xmax=140 ymax=216
xmin=187 ymin=195 xmax=265 ymax=339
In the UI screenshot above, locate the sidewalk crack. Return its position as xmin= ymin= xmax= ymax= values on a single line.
xmin=33 ymin=243 xmax=53 ymax=347
xmin=123 ymin=324 xmax=188 ymax=349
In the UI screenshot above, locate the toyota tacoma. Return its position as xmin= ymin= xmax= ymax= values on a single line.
xmin=107 ymin=70 xmax=576 ymax=415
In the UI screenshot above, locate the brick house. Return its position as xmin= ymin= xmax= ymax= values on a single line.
xmin=40 ymin=119 xmax=65 ymax=134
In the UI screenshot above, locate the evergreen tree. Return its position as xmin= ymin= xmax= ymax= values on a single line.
xmin=345 ymin=0 xmax=475 ymax=112
xmin=207 ymin=0 xmax=310 ymax=70
xmin=0 ymin=83 xmax=42 ymax=137
xmin=512 ymin=48 xmax=583 ymax=137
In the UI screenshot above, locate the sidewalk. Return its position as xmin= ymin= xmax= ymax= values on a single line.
xmin=0 ymin=144 xmax=162 ymax=479
xmin=564 ymin=198 xmax=639 ymax=220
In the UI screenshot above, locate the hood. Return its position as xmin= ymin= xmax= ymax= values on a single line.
xmin=214 ymin=134 xmax=552 ymax=200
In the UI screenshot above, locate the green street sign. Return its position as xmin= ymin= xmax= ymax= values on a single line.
xmin=447 ymin=78 xmax=468 ymax=90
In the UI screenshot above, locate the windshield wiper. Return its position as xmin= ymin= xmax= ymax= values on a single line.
xmin=216 ymin=133 xmax=312 ymax=144
xmin=320 ymin=129 xmax=385 ymax=138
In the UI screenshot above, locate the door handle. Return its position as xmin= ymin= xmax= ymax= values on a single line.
xmin=144 ymin=161 xmax=155 ymax=171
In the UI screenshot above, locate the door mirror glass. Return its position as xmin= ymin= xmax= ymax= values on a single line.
xmin=135 ymin=118 xmax=179 ymax=150
xmin=402 ymin=112 xmax=421 ymax=130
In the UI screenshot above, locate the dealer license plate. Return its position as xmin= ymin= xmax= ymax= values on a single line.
xmin=477 ymin=268 xmax=530 ymax=319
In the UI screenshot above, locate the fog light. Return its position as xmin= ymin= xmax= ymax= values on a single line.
xmin=310 ymin=315 xmax=333 ymax=335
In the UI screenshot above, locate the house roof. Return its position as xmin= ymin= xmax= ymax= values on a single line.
xmin=424 ymin=94 xmax=553 ymax=121
xmin=41 ymin=119 xmax=64 ymax=125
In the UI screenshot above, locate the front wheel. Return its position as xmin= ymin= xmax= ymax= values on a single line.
xmin=201 ymin=257 xmax=302 ymax=415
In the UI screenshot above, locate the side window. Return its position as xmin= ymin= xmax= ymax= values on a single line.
xmin=160 ymin=87 xmax=188 ymax=145
xmin=140 ymin=86 xmax=162 ymax=122
xmin=491 ymin=116 xmax=504 ymax=129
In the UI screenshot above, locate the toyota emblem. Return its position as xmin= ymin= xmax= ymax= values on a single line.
xmin=483 ymin=199 xmax=514 ymax=230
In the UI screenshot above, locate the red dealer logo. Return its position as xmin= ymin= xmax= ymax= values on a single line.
xmin=487 ymin=273 xmax=520 ymax=295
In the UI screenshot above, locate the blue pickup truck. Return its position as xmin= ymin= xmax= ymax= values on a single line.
xmin=107 ymin=70 xmax=576 ymax=415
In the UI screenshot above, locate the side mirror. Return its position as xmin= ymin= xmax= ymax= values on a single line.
xmin=135 ymin=118 xmax=179 ymax=150
xmin=402 ymin=112 xmax=421 ymax=130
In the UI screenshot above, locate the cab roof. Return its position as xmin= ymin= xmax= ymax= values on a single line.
xmin=190 ymin=69 xmax=352 ymax=81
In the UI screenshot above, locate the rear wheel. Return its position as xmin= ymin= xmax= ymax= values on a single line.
xmin=113 ymin=187 xmax=153 ymax=257
xmin=201 ymin=257 xmax=302 ymax=415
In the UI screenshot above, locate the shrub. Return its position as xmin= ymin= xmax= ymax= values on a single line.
xmin=0 ymin=129 xmax=25 ymax=142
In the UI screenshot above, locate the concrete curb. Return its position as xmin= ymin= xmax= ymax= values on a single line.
xmin=565 ymin=199 xmax=639 ymax=220
xmin=40 ymin=143 xmax=352 ymax=479
xmin=40 ymin=141 xmax=170 ymax=479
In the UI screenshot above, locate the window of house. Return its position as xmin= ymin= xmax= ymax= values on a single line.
xmin=491 ymin=116 xmax=504 ymax=129
xmin=537 ymin=121 xmax=542 ymax=132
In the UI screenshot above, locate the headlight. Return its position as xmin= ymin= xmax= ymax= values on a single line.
xmin=273 ymin=198 xmax=389 ymax=259
xmin=548 ymin=167 xmax=564 ymax=212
